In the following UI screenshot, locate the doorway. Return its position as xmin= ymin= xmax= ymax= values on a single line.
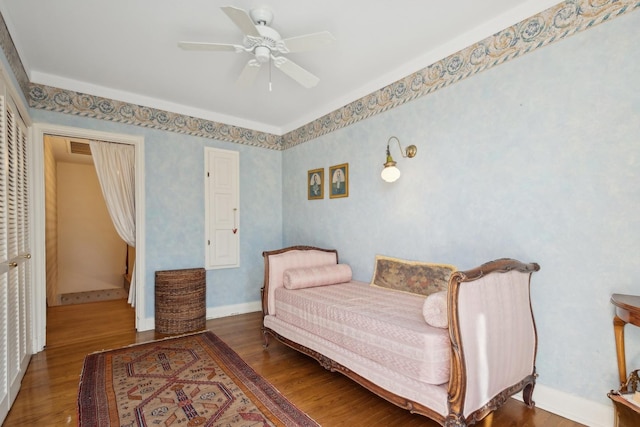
xmin=44 ymin=135 xmax=128 ymax=306
xmin=31 ymin=124 xmax=146 ymax=351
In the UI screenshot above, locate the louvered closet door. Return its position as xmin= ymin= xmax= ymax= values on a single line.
xmin=0 ymin=85 xmax=31 ymax=424
xmin=0 ymin=87 xmax=9 ymax=422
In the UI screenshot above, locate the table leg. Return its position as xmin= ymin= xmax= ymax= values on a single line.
xmin=614 ymin=315 xmax=628 ymax=388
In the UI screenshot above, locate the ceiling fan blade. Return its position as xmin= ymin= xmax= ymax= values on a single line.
xmin=280 ymin=31 xmax=336 ymax=53
xmin=178 ymin=41 xmax=240 ymax=52
xmin=236 ymin=59 xmax=262 ymax=88
xmin=272 ymin=56 xmax=320 ymax=88
xmin=221 ymin=6 xmax=260 ymax=37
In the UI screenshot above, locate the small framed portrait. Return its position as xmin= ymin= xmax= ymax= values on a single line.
xmin=329 ymin=163 xmax=349 ymax=199
xmin=307 ymin=168 xmax=324 ymax=200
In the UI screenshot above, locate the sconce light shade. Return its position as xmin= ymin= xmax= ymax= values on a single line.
xmin=381 ymin=156 xmax=401 ymax=182
xmin=381 ymin=136 xmax=416 ymax=183
xmin=381 ymin=166 xmax=401 ymax=182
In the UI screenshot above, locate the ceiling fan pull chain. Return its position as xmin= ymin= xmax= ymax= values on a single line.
xmin=269 ymin=56 xmax=273 ymax=92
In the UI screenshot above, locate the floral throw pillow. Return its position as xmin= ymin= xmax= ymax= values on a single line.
xmin=370 ymin=255 xmax=456 ymax=296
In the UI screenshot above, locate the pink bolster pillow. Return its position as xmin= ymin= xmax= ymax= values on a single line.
xmin=283 ymin=264 xmax=352 ymax=289
xmin=422 ymin=290 xmax=448 ymax=328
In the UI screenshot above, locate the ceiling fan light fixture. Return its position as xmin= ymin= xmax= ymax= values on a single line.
xmin=254 ymin=46 xmax=271 ymax=63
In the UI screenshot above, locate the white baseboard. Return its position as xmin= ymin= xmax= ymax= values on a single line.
xmin=513 ymin=383 xmax=613 ymax=427
xmin=136 ymin=316 xmax=155 ymax=332
xmin=136 ymin=301 xmax=262 ymax=332
xmin=206 ymin=301 xmax=262 ymax=319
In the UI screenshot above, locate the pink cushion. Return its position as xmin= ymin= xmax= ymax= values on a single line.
xmin=266 ymin=249 xmax=338 ymax=315
xmin=283 ymin=264 xmax=352 ymax=289
xmin=422 ymin=290 xmax=448 ymax=328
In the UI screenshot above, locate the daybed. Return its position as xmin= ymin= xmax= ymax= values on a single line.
xmin=261 ymin=246 xmax=540 ymax=426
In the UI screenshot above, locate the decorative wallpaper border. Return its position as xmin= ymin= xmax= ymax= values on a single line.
xmin=281 ymin=0 xmax=639 ymax=149
xmin=2 ymin=0 xmax=638 ymax=150
xmin=0 ymin=10 xmax=30 ymax=97
xmin=27 ymin=84 xmax=283 ymax=150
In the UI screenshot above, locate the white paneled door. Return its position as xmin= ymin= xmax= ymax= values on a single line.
xmin=0 ymin=80 xmax=32 ymax=424
xmin=205 ymin=148 xmax=239 ymax=269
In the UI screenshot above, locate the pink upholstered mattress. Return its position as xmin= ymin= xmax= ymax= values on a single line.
xmin=273 ymin=281 xmax=451 ymax=385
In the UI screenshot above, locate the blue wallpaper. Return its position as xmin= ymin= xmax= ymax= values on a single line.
xmin=29 ymin=109 xmax=283 ymax=319
xmin=282 ymin=10 xmax=640 ymax=404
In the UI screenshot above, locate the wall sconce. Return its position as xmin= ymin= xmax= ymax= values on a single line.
xmin=381 ymin=136 xmax=417 ymax=182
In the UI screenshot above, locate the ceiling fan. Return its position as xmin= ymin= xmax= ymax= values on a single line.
xmin=178 ymin=6 xmax=335 ymax=89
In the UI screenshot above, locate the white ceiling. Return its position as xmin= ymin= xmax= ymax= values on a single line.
xmin=0 ymin=0 xmax=561 ymax=135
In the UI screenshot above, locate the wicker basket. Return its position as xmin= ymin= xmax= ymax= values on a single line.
xmin=155 ymin=268 xmax=206 ymax=335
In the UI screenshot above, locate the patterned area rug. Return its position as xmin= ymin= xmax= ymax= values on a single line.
xmin=78 ymin=331 xmax=318 ymax=427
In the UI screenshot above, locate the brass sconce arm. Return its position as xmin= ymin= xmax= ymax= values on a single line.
xmin=381 ymin=136 xmax=417 ymax=183
xmin=387 ymin=136 xmax=417 ymax=159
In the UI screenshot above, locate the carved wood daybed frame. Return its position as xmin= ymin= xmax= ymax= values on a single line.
xmin=261 ymin=245 xmax=540 ymax=426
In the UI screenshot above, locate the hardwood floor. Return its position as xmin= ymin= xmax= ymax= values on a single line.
xmin=4 ymin=299 xmax=585 ymax=426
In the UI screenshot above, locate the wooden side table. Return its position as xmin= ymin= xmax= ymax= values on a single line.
xmin=608 ymin=391 xmax=640 ymax=427
xmin=611 ymin=294 xmax=640 ymax=389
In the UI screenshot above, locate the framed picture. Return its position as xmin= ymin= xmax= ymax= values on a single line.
xmin=307 ymin=168 xmax=324 ymax=200
xmin=329 ymin=163 xmax=349 ymax=199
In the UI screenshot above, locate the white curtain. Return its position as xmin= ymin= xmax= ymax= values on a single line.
xmin=89 ymin=140 xmax=136 ymax=306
